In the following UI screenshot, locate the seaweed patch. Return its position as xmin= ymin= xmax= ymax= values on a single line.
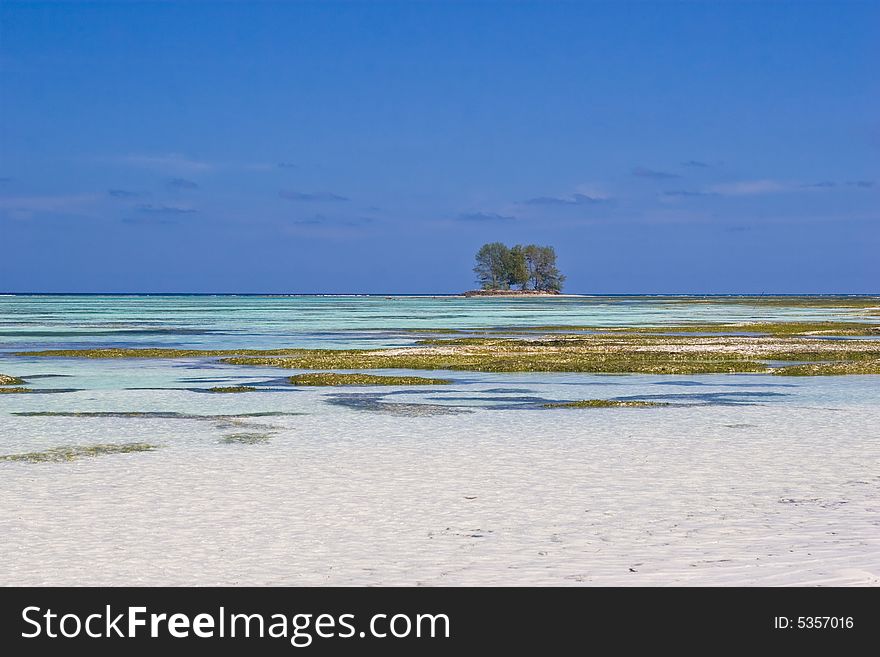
xmin=219 ymin=433 xmax=272 ymax=445
xmin=206 ymin=385 xmax=259 ymax=393
xmin=0 ymin=443 xmax=157 ymax=463
xmin=289 ymin=372 xmax=452 ymax=386
xmin=543 ymin=399 xmax=669 ymax=409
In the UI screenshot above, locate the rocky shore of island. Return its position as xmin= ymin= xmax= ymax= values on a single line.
xmin=462 ymin=289 xmax=563 ymax=297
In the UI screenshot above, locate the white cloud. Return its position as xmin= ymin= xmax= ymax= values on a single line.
xmin=707 ymin=180 xmax=788 ymax=196
xmin=117 ymin=153 xmax=214 ymax=173
xmin=574 ymin=183 xmax=612 ymax=200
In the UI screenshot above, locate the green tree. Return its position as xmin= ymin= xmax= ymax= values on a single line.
xmin=525 ymin=245 xmax=564 ymax=291
xmin=473 ymin=242 xmax=511 ymax=289
xmin=474 ymin=243 xmax=564 ymax=292
xmin=506 ymin=245 xmax=530 ymax=289
xmin=523 ymin=245 xmax=540 ymax=290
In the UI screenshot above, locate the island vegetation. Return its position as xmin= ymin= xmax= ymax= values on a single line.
xmin=471 ymin=243 xmax=564 ymax=294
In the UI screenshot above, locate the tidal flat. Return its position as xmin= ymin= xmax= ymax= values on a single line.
xmin=20 ymin=320 xmax=880 ymax=375
xmin=1 ymin=294 xmax=879 ymax=585
xmin=220 ymin=326 xmax=880 ymax=375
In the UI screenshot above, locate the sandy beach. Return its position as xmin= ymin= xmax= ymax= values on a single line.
xmin=2 ymin=375 xmax=878 ymax=587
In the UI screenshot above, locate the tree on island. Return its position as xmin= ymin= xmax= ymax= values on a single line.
xmin=473 ymin=243 xmax=565 ymax=292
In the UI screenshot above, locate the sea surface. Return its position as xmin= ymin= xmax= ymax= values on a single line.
xmin=0 ymin=293 xmax=869 ymax=350
xmin=1 ymin=295 xmax=878 ymax=585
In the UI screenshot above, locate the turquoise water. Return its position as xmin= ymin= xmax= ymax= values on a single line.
xmin=0 ymin=294 xmax=876 ymax=446
xmin=0 ymin=294 xmax=860 ymax=352
xmin=0 ymin=293 xmax=876 ymax=452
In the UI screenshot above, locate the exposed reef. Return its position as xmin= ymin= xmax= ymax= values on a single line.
xmin=0 ymin=443 xmax=157 ymax=464
xmin=289 ymin=373 xmax=452 ymax=386
xmin=219 ymin=433 xmax=272 ymax=445
xmin=15 ymin=320 xmax=880 ymax=375
xmin=207 ymin=385 xmax=259 ymax=393
xmin=543 ymin=399 xmax=670 ymax=408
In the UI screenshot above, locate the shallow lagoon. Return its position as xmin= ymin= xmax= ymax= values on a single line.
xmin=1 ymin=296 xmax=878 ymax=585
xmin=0 ymin=294 xmax=866 ymax=352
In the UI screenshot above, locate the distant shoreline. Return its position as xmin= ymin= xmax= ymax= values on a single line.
xmin=1 ymin=292 xmax=879 ymax=298
xmin=461 ymin=289 xmax=572 ymax=298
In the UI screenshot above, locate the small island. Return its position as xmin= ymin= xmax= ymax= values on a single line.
xmin=465 ymin=243 xmax=565 ymax=296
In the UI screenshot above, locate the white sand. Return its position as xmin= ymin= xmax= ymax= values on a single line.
xmin=2 ymin=398 xmax=878 ymax=586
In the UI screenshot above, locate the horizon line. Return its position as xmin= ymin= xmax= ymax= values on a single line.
xmin=1 ymin=292 xmax=878 ymax=298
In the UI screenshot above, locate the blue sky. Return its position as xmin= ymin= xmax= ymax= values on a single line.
xmin=1 ymin=1 xmax=877 ymax=293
